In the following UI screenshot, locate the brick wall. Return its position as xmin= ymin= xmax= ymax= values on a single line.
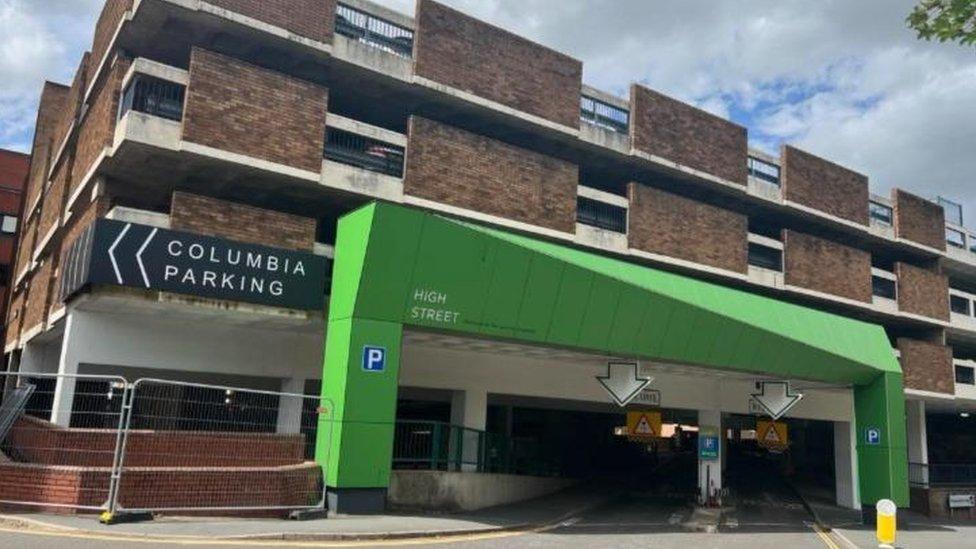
xmin=21 ymin=258 xmax=54 ymax=334
xmin=0 ymin=462 xmax=109 ymax=509
xmin=169 ymin=192 xmax=316 ymax=251
xmin=782 ymin=145 xmax=869 ymax=225
xmin=783 ymin=230 xmax=872 ymax=303
xmin=0 ymin=150 xmax=29 ymax=190
xmin=206 ymin=0 xmax=335 ymax=43
xmin=630 ymin=85 xmax=748 ymax=185
xmin=404 ymin=116 xmax=578 ymax=233
xmin=37 ymin=156 xmax=71 ymax=252
xmin=51 ymin=54 xmax=90 ymax=173
xmin=183 ymin=48 xmax=328 ymax=173
xmin=89 ymin=0 xmax=133 ymax=83
xmin=23 ymin=83 xmax=69 ymax=218
xmin=69 ymin=56 xmax=129 ymax=198
xmin=899 ymin=338 xmax=954 ymax=394
xmin=414 ymin=0 xmax=582 ymax=128
xmin=627 ymin=183 xmax=748 ymax=273
xmin=4 ymin=290 xmax=25 ymax=348
xmin=897 ymin=262 xmax=949 ymax=321
xmin=894 ymin=189 xmax=946 ymax=251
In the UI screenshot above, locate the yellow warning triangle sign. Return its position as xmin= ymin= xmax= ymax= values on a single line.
xmin=635 ymin=415 xmax=654 ymax=435
xmin=764 ymin=426 xmax=781 ymax=443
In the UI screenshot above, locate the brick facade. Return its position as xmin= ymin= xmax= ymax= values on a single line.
xmin=183 ymin=48 xmax=328 ymax=173
xmin=69 ymin=56 xmax=129 ymax=198
xmin=782 ymin=145 xmax=869 ymax=225
xmin=89 ymin=0 xmax=133 ymax=83
xmin=899 ymin=338 xmax=954 ymax=394
xmin=630 ymin=85 xmax=748 ymax=185
xmin=783 ymin=230 xmax=872 ymax=303
xmin=627 ymin=183 xmax=748 ymax=273
xmin=21 ymin=258 xmax=54 ymax=335
xmin=405 ymin=116 xmax=578 ymax=233
xmin=893 ymin=189 xmax=946 ymax=251
xmin=23 ymin=83 xmax=69 ymax=219
xmin=170 ymin=192 xmax=316 ymax=251
xmin=414 ymin=0 xmax=582 ymax=128
xmin=897 ymin=262 xmax=950 ymax=321
xmin=206 ymin=0 xmax=335 ymax=43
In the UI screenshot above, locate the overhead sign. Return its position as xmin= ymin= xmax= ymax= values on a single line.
xmin=626 ymin=411 xmax=662 ymax=440
xmin=362 ymin=346 xmax=386 ymax=372
xmin=60 ymin=219 xmax=328 ymax=310
xmin=597 ymin=362 xmax=652 ymax=407
xmin=866 ymin=427 xmax=882 ymax=446
xmin=756 ymin=420 xmax=789 ymax=452
xmin=750 ymin=381 xmax=803 ymax=420
xmin=699 ymin=426 xmax=720 ymax=460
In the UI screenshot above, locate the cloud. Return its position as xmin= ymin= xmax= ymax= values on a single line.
xmin=3 ymin=0 xmax=974 ymax=219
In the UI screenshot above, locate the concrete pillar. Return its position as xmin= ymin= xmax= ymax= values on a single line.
xmin=698 ymin=409 xmax=722 ymax=505
xmin=18 ymin=342 xmax=43 ymax=374
xmin=834 ymin=420 xmax=860 ymax=509
xmin=906 ymin=399 xmax=929 ymax=485
xmin=50 ymin=312 xmax=83 ymax=427
xmin=276 ymin=377 xmax=306 ymax=434
xmin=450 ymin=388 xmax=487 ymax=472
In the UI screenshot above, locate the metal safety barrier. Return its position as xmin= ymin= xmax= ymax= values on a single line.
xmin=0 ymin=372 xmax=129 ymax=512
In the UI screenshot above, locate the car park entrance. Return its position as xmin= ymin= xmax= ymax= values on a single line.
xmin=318 ymin=202 xmax=908 ymax=514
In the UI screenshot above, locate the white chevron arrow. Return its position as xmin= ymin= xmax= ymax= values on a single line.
xmin=108 ymin=223 xmax=131 ymax=284
xmin=136 ymin=228 xmax=158 ymax=288
xmin=750 ymin=381 xmax=803 ymax=420
xmin=597 ymin=362 xmax=652 ymax=407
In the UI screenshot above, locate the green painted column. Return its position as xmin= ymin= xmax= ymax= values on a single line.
xmin=315 ymin=316 xmax=402 ymax=512
xmin=854 ymin=372 xmax=909 ymax=507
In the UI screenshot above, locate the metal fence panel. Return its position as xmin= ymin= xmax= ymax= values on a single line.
xmin=111 ymin=379 xmax=328 ymax=515
xmin=0 ymin=372 xmax=129 ymax=512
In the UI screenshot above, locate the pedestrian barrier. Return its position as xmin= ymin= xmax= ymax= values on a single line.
xmin=0 ymin=373 xmax=330 ymax=520
xmin=0 ymin=372 xmax=129 ymax=512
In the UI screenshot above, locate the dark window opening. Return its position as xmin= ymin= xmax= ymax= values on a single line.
xmin=335 ymin=3 xmax=414 ymax=57
xmin=872 ymin=276 xmax=897 ymax=300
xmin=747 ymin=156 xmax=780 ymax=186
xmin=119 ymin=75 xmax=185 ymax=122
xmin=869 ymin=202 xmax=893 ymax=226
xmin=951 ymin=294 xmax=972 ymax=316
xmin=748 ymin=243 xmax=783 ymax=271
xmin=576 ymin=197 xmax=626 ymax=233
xmin=956 ymin=365 xmax=975 ymax=386
xmin=324 ymin=128 xmax=405 ymax=177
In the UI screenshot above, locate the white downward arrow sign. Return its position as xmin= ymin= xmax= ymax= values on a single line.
xmin=751 ymin=381 xmax=803 ymax=420
xmin=597 ymin=362 xmax=652 ymax=407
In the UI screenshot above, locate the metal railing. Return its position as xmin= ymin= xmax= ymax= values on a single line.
xmin=910 ymin=462 xmax=976 ymax=487
xmin=335 ymin=3 xmax=414 ymax=57
xmin=747 ymin=156 xmax=781 ymax=186
xmin=119 ymin=74 xmax=185 ymax=122
xmin=577 ymin=196 xmax=627 ymax=234
xmin=580 ymin=95 xmax=629 ymax=134
xmin=747 ymin=242 xmax=783 ymax=272
xmin=324 ymin=128 xmax=405 ymax=177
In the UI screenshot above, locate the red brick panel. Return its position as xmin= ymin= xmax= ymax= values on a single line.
xmin=170 ymin=192 xmax=316 ymax=251
xmin=0 ymin=150 xmax=29 ymax=189
xmin=894 ymin=189 xmax=946 ymax=251
xmin=782 ymin=145 xmax=869 ymax=225
xmin=0 ymin=462 xmax=109 ymax=509
xmin=37 ymin=159 xmax=70 ymax=254
xmin=69 ymin=57 xmax=130 ymax=198
xmin=414 ymin=0 xmax=582 ymax=128
xmin=898 ymin=338 xmax=954 ymax=394
xmin=206 ymin=0 xmax=335 ymax=43
xmin=783 ymin=230 xmax=872 ymax=303
xmin=89 ymin=0 xmax=133 ymax=82
xmin=627 ymin=183 xmax=748 ymax=273
xmin=897 ymin=262 xmax=949 ymax=321
xmin=183 ymin=48 xmax=328 ymax=173
xmin=51 ymin=54 xmax=91 ymax=171
xmin=5 ymin=290 xmax=25 ymax=348
xmin=629 ymin=85 xmax=748 ymax=185
xmin=21 ymin=258 xmax=54 ymax=334
xmin=23 ymin=83 xmax=70 ymax=217
xmin=13 ymin=215 xmax=38 ymax=282
xmin=404 ymin=116 xmax=578 ymax=233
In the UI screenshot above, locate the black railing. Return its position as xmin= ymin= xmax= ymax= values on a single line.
xmin=869 ymin=201 xmax=893 ymax=226
xmin=580 ymin=95 xmax=629 ymax=134
xmin=324 ymin=128 xmax=405 ymax=177
xmin=335 ymin=3 xmax=414 ymax=57
xmin=577 ymin=196 xmax=627 ymax=233
xmin=747 ymin=156 xmax=780 ymax=186
xmin=748 ymin=242 xmax=783 ymax=272
xmin=911 ymin=462 xmax=976 ymax=487
xmin=872 ymin=275 xmax=897 ymax=300
xmin=119 ymin=74 xmax=185 ymax=122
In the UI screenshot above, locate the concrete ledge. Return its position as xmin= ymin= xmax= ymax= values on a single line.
xmin=388 ymin=470 xmax=576 ymax=512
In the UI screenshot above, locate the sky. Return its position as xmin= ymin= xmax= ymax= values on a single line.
xmin=2 ymin=0 xmax=974 ymax=222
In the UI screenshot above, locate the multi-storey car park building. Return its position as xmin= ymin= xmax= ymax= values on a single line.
xmin=3 ymin=0 xmax=975 ymax=517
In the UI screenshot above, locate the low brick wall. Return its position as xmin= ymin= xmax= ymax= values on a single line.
xmin=0 ymin=461 xmax=110 ymax=510
xmin=6 ymin=415 xmax=306 ymax=467
xmin=911 ymin=486 xmax=976 ymax=519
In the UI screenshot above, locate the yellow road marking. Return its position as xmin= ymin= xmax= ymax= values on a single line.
xmin=811 ymin=523 xmax=841 ymax=549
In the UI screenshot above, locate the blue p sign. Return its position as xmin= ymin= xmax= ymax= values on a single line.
xmin=866 ymin=427 xmax=881 ymax=445
xmin=362 ymin=346 xmax=386 ymax=372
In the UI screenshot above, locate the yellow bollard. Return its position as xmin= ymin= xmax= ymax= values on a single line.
xmin=876 ymin=499 xmax=897 ymax=548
